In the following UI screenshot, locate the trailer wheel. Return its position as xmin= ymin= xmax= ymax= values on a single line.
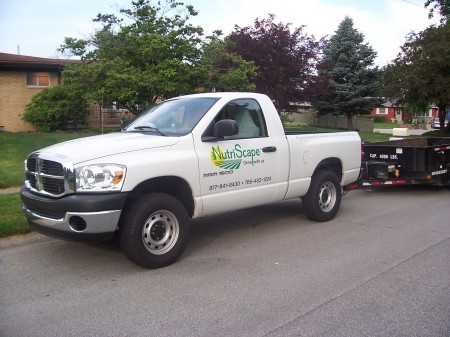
xmin=302 ymin=170 xmax=341 ymax=222
xmin=119 ymin=193 xmax=190 ymax=268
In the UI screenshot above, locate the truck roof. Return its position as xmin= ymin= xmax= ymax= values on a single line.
xmin=176 ymin=92 xmax=269 ymax=100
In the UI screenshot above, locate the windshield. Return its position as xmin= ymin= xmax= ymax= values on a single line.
xmin=124 ymin=97 xmax=219 ymax=136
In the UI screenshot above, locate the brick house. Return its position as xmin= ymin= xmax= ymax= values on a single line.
xmin=371 ymin=101 xmax=439 ymax=123
xmin=0 ymin=52 xmax=77 ymax=132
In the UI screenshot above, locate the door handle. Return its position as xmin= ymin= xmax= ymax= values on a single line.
xmin=262 ymin=146 xmax=277 ymax=153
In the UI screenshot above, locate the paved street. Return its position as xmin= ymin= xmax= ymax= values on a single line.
xmin=1 ymin=186 xmax=449 ymax=337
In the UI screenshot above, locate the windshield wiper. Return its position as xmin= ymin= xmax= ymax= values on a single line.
xmin=133 ymin=126 xmax=167 ymax=136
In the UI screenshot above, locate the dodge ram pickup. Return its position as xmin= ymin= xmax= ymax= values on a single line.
xmin=21 ymin=92 xmax=361 ymax=268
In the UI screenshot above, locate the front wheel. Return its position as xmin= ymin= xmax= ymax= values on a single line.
xmin=119 ymin=193 xmax=190 ymax=268
xmin=302 ymin=170 xmax=342 ymax=222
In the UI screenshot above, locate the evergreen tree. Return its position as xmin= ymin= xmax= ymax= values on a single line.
xmin=313 ymin=17 xmax=380 ymax=130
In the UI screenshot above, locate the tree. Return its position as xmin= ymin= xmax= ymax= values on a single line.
xmin=382 ymin=24 xmax=450 ymax=133
xmin=425 ymin=0 xmax=450 ymax=24
xmin=312 ymin=17 xmax=380 ymax=131
xmin=59 ymin=0 xmax=205 ymax=113
xmin=227 ymin=14 xmax=322 ymax=111
xmin=22 ymin=84 xmax=90 ymax=132
xmin=59 ymin=1 xmax=256 ymax=113
xmin=198 ymin=31 xmax=257 ymax=92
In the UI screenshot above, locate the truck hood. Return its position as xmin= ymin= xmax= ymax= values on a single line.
xmin=37 ymin=132 xmax=180 ymax=164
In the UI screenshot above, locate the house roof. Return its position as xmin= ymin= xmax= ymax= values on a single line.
xmin=0 ymin=52 xmax=79 ymax=71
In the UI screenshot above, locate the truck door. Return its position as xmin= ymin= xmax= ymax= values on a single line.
xmin=193 ymin=98 xmax=286 ymax=216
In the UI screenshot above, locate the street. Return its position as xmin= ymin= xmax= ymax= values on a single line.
xmin=1 ymin=186 xmax=449 ymax=337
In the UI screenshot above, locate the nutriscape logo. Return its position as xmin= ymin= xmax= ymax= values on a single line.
xmin=210 ymin=144 xmax=261 ymax=169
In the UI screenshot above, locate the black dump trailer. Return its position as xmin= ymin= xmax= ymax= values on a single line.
xmin=346 ymin=137 xmax=450 ymax=190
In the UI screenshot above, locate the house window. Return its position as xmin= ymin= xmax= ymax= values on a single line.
xmin=377 ymin=107 xmax=387 ymax=114
xmin=27 ymin=72 xmax=50 ymax=87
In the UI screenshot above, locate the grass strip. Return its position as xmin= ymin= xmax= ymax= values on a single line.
xmin=0 ymin=193 xmax=31 ymax=238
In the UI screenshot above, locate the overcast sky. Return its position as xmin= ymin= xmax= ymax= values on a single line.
xmin=0 ymin=0 xmax=442 ymax=66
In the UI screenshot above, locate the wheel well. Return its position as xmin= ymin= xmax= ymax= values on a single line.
xmin=314 ymin=158 xmax=342 ymax=181
xmin=125 ymin=176 xmax=195 ymax=218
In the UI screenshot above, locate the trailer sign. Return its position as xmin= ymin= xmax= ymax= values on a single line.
xmin=369 ymin=153 xmax=399 ymax=160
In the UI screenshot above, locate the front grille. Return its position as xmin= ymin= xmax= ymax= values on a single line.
xmin=26 ymin=171 xmax=37 ymax=188
xmin=42 ymin=161 xmax=64 ymax=176
xmin=25 ymin=153 xmax=74 ymax=197
xmin=42 ymin=176 xmax=65 ymax=195
xmin=27 ymin=157 xmax=36 ymax=171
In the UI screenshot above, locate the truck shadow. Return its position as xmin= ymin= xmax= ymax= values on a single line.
xmin=183 ymin=199 xmax=307 ymax=258
xmin=86 ymin=199 xmax=307 ymax=266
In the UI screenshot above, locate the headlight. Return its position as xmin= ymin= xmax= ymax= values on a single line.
xmin=75 ymin=164 xmax=126 ymax=192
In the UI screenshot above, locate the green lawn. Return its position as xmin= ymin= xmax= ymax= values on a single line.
xmin=359 ymin=131 xmax=392 ymax=142
xmin=374 ymin=122 xmax=400 ymax=129
xmin=0 ymin=131 xmax=102 ymax=189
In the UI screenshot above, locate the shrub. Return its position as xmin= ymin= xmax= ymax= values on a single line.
xmin=403 ymin=117 xmax=412 ymax=124
xmin=355 ymin=115 xmax=385 ymax=123
xmin=22 ymin=84 xmax=90 ymax=132
xmin=373 ymin=116 xmax=387 ymax=123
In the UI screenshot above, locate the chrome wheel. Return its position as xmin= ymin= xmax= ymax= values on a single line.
xmin=142 ymin=210 xmax=180 ymax=255
xmin=319 ymin=181 xmax=337 ymax=212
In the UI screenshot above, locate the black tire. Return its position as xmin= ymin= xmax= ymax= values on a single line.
xmin=302 ymin=170 xmax=342 ymax=222
xmin=119 ymin=193 xmax=190 ymax=268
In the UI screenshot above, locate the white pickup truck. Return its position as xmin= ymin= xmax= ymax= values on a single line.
xmin=21 ymin=92 xmax=361 ymax=268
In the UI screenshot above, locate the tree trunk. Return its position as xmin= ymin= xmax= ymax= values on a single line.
xmin=346 ymin=113 xmax=354 ymax=131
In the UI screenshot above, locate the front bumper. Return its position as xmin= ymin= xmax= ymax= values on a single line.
xmin=20 ymin=186 xmax=128 ymax=241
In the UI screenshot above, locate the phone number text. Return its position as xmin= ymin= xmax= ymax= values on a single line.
xmin=209 ymin=176 xmax=272 ymax=191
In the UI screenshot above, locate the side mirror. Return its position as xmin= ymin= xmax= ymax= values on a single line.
xmin=201 ymin=119 xmax=239 ymax=142
xmin=214 ymin=119 xmax=239 ymax=137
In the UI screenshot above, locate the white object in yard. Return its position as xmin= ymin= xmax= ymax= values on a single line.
xmin=392 ymin=128 xmax=410 ymax=137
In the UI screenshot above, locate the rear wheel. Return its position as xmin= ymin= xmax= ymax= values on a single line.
xmin=119 ymin=193 xmax=190 ymax=268
xmin=302 ymin=170 xmax=341 ymax=222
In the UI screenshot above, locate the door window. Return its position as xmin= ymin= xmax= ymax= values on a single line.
xmin=213 ymin=99 xmax=268 ymax=139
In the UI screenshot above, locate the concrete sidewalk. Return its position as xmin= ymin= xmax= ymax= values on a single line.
xmin=0 ymin=187 xmax=21 ymax=194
